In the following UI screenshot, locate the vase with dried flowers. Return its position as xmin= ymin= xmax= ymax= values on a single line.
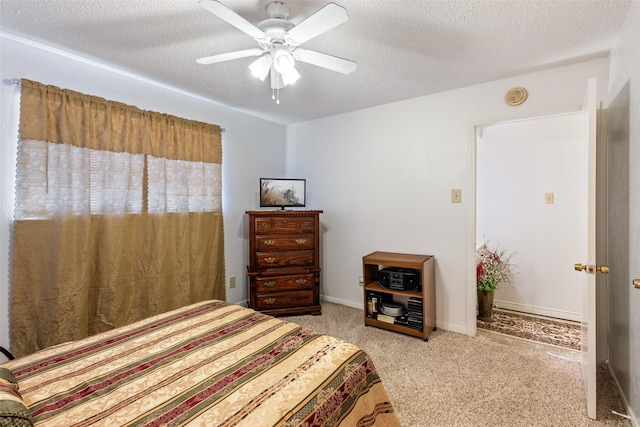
xmin=476 ymin=241 xmax=517 ymax=321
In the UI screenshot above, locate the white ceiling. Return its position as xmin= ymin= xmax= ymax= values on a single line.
xmin=0 ymin=0 xmax=632 ymax=125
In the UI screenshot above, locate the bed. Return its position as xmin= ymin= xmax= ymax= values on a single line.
xmin=0 ymin=300 xmax=400 ymax=426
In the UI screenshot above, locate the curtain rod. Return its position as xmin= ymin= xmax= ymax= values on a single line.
xmin=3 ymin=78 xmax=225 ymax=133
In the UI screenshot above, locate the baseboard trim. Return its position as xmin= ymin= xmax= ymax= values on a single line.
xmin=320 ymin=295 xmax=362 ymax=310
xmin=494 ymin=300 xmax=582 ymax=322
xmin=606 ymin=361 xmax=638 ymax=426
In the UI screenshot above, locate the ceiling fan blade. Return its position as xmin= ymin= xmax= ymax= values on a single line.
xmin=294 ymin=49 xmax=357 ymax=74
xmin=285 ymin=3 xmax=348 ymax=45
xmin=196 ymin=48 xmax=264 ymax=65
xmin=199 ymin=0 xmax=266 ymax=40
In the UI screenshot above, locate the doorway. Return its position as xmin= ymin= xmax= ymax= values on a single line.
xmin=475 ymin=114 xmax=584 ymax=322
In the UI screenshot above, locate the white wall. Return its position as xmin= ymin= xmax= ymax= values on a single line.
xmin=0 ymin=34 xmax=286 ymax=351
xmin=607 ymin=1 xmax=640 ymax=425
xmin=477 ymin=114 xmax=583 ymax=321
xmin=287 ymin=58 xmax=609 ymax=334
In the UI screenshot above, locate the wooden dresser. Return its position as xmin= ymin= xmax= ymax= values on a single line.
xmin=246 ymin=210 xmax=323 ymax=316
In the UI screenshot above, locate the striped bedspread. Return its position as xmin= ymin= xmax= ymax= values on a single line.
xmin=1 ymin=301 xmax=400 ymax=426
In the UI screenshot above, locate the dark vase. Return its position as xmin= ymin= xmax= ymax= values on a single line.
xmin=477 ymin=289 xmax=495 ymax=322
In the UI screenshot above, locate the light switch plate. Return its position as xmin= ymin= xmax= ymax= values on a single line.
xmin=451 ymin=189 xmax=462 ymax=203
xmin=545 ymin=192 xmax=554 ymax=204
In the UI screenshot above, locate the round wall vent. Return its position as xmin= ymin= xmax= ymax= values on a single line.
xmin=505 ymin=87 xmax=528 ymax=106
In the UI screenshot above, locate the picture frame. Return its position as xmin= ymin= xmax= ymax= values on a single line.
xmin=260 ymin=178 xmax=306 ymax=209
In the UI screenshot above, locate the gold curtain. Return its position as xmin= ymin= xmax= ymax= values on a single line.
xmin=12 ymin=80 xmax=225 ymax=357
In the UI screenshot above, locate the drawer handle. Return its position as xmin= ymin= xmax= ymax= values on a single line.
xmin=264 ymin=281 xmax=276 ymax=288
xmin=295 ymin=239 xmax=307 ymax=245
xmin=264 ymin=298 xmax=276 ymax=305
xmin=264 ymin=257 xmax=277 ymax=264
xmin=264 ymin=240 xmax=276 ymax=246
xmin=296 ymin=278 xmax=308 ymax=285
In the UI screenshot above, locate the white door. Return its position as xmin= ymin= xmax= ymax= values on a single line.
xmin=575 ymin=77 xmax=605 ymax=420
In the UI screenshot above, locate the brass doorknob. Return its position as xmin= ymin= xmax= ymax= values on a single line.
xmin=633 ymin=279 xmax=640 ymax=289
xmin=574 ymin=263 xmax=609 ymax=274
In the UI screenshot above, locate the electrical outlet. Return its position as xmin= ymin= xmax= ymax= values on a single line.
xmin=358 ymin=276 xmax=364 ymax=287
xmin=229 ymin=275 xmax=236 ymax=288
xmin=451 ymin=189 xmax=462 ymax=203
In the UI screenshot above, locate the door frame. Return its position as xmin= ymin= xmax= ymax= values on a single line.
xmin=466 ymin=109 xmax=608 ymax=346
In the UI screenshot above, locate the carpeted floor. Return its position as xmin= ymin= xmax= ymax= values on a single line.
xmin=476 ymin=308 xmax=582 ymax=350
xmin=282 ymin=302 xmax=631 ymax=427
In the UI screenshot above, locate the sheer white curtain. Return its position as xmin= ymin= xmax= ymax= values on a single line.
xmin=147 ymin=156 xmax=221 ymax=213
xmin=15 ymin=143 xmax=223 ymax=218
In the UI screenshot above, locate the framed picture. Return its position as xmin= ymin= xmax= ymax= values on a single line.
xmin=260 ymin=178 xmax=306 ymax=209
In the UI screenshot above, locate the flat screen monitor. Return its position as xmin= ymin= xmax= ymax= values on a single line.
xmin=260 ymin=178 xmax=306 ymax=209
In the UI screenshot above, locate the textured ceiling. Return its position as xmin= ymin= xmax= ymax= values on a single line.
xmin=0 ymin=0 xmax=632 ymax=124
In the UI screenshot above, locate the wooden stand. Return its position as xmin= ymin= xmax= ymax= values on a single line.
xmin=363 ymin=251 xmax=435 ymax=341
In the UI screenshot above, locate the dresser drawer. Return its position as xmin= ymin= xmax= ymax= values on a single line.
xmin=255 ymin=290 xmax=314 ymax=310
xmin=256 ymin=274 xmax=314 ymax=292
xmin=255 ymin=235 xmax=314 ymax=251
xmin=255 ymin=218 xmax=274 ymax=234
xmin=273 ymin=217 xmax=314 ymax=233
xmin=254 ymin=217 xmax=315 ymax=234
xmin=256 ymin=251 xmax=314 ymax=268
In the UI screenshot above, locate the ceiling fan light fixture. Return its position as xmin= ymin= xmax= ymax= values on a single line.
xmin=272 ymin=47 xmax=295 ymax=73
xmin=249 ymin=54 xmax=272 ymax=81
xmin=281 ymin=67 xmax=300 ymax=86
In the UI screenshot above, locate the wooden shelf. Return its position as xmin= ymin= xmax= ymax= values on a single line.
xmin=363 ymin=251 xmax=435 ymax=341
xmin=364 ymin=282 xmax=422 ymax=298
xmin=364 ymin=317 xmax=426 ymax=339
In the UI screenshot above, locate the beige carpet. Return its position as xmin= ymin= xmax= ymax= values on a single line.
xmin=282 ymin=302 xmax=630 ymax=427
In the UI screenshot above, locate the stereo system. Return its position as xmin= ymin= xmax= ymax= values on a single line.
xmin=378 ymin=267 xmax=421 ymax=292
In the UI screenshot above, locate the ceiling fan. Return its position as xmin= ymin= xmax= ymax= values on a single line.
xmin=196 ymin=0 xmax=357 ymax=103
